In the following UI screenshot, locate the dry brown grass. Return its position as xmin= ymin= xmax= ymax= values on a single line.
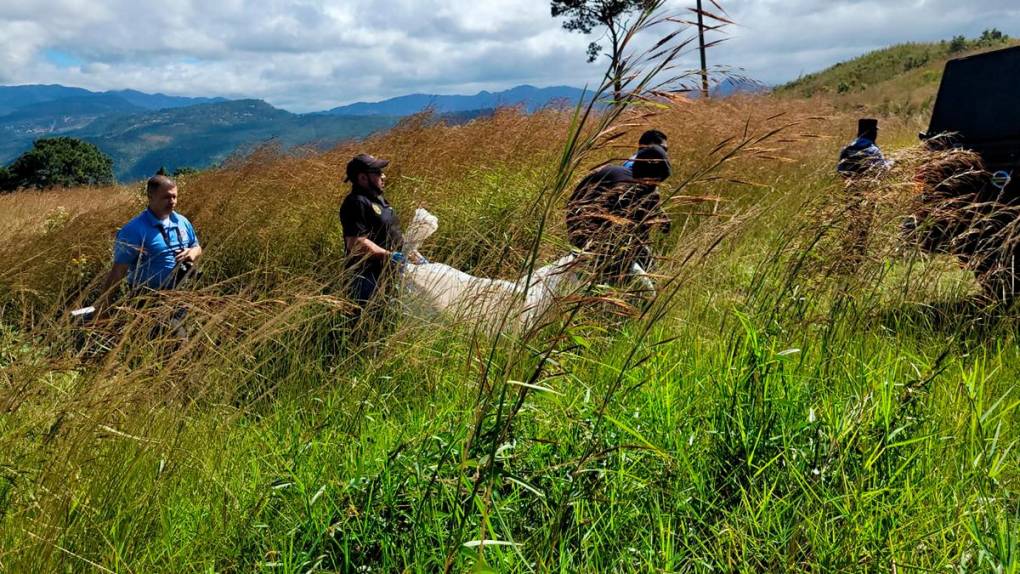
xmin=0 ymin=94 xmax=860 ymax=327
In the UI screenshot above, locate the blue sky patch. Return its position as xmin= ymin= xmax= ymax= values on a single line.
xmin=44 ymin=49 xmax=84 ymax=69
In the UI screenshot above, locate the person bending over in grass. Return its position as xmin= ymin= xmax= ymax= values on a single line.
xmin=623 ymin=129 xmax=668 ymax=170
xmin=339 ymin=153 xmax=424 ymax=310
xmin=96 ymin=174 xmax=202 ymax=315
xmin=567 ymin=144 xmax=672 ymax=285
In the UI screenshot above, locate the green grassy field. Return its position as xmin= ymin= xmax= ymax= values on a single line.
xmin=0 ymin=82 xmax=1017 ymax=573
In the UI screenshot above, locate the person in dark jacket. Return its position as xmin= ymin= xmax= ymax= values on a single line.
xmin=567 ymin=144 xmax=672 ymax=283
xmin=836 ymin=119 xmax=891 ymax=273
xmin=838 ymin=118 xmax=891 ymax=177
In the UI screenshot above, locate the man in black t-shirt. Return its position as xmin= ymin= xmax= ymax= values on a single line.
xmin=339 ymin=153 xmax=422 ymax=305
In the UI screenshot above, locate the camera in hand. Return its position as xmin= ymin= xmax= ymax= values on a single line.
xmin=170 ymin=248 xmax=198 ymax=288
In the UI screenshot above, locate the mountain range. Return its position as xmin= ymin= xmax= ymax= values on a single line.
xmin=0 ymin=84 xmax=597 ymax=181
xmin=0 ymin=85 xmax=227 ymax=116
xmin=323 ymin=85 xmax=588 ymax=116
xmin=0 ymin=79 xmax=765 ymax=182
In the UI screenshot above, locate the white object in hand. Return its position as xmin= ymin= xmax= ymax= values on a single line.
xmin=403 ymin=208 xmax=439 ymax=253
xmin=70 ymin=306 xmax=96 ymax=318
xmin=398 ymin=207 xmax=582 ymax=333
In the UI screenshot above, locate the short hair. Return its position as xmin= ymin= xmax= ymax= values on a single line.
xmin=638 ymin=129 xmax=668 ymax=147
xmin=146 ymin=175 xmax=176 ymax=195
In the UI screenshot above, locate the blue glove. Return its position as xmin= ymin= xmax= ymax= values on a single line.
xmin=390 ymin=251 xmax=405 ymax=264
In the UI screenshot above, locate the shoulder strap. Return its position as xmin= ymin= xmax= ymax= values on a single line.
xmin=155 ymin=223 xmax=186 ymax=250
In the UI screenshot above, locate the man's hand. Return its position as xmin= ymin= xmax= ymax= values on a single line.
xmin=175 ymin=246 xmax=201 ymax=264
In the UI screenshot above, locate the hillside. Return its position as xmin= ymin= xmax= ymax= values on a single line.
xmin=77 ymin=100 xmax=399 ymax=180
xmin=0 ymin=98 xmax=399 ymax=181
xmin=0 ymin=84 xmax=225 ymax=115
xmin=775 ymin=31 xmax=1017 ymax=118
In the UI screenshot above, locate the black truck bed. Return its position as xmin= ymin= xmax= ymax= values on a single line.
xmin=927 ymin=45 xmax=1020 ymax=146
xmin=926 ymin=45 xmax=1020 ymax=196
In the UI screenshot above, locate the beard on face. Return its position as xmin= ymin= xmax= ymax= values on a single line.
xmin=368 ymin=175 xmax=384 ymax=194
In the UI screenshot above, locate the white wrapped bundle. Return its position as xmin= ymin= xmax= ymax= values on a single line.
xmin=403 ymin=208 xmax=439 ymax=253
xmin=400 ymin=209 xmax=581 ymax=332
xmin=403 ymin=255 xmax=579 ymax=331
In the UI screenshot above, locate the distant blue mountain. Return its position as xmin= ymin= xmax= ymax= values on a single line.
xmin=710 ymin=77 xmax=768 ymax=97
xmin=0 ymin=84 xmax=227 ymax=116
xmin=325 ymin=84 xmax=588 ymax=116
xmin=2 ymin=94 xmax=143 ymax=120
xmin=0 ymin=85 xmax=95 ymax=115
xmin=0 ymin=96 xmax=398 ymax=181
xmin=106 ymin=89 xmax=228 ymax=110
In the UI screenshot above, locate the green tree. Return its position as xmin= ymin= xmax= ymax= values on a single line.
xmin=979 ymin=28 xmax=1008 ymax=44
xmin=0 ymin=166 xmax=10 ymax=192
xmin=948 ymin=35 xmax=968 ymax=53
xmin=172 ymin=166 xmax=200 ymax=177
xmin=3 ymin=137 xmax=114 ymax=191
xmin=551 ymin=0 xmax=658 ymax=100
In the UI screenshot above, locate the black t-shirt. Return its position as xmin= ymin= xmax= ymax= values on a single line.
xmin=339 ymin=188 xmax=404 ymax=275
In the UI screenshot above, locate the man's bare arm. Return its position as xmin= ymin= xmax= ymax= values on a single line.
xmin=345 ymin=236 xmax=391 ymax=260
xmin=96 ymin=263 xmax=129 ymax=313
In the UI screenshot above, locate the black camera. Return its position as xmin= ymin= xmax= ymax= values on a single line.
xmin=169 ymin=248 xmax=199 ymax=289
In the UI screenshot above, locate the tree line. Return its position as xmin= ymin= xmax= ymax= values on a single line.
xmin=0 ymin=137 xmax=115 ymax=193
xmin=0 ymin=137 xmax=201 ymax=193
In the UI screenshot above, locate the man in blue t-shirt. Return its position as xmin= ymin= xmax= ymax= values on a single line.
xmin=96 ymin=175 xmax=202 ymax=312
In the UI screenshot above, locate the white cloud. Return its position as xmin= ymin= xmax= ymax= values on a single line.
xmin=1 ymin=0 xmax=1018 ymax=111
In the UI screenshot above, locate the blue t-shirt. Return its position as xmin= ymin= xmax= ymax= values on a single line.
xmin=113 ymin=209 xmax=199 ymax=289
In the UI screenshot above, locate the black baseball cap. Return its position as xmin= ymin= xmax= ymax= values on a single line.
xmin=631 ymin=144 xmax=671 ymax=182
xmin=345 ymin=153 xmax=390 ymax=182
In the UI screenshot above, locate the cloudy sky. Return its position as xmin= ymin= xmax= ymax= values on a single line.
xmin=1 ymin=0 xmax=1018 ymax=112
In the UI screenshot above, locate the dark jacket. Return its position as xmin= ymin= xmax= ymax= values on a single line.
xmin=566 ymin=165 xmax=668 ymax=249
xmin=837 ymin=137 xmax=889 ymax=176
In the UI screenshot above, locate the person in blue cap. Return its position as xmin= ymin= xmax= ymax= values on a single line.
xmin=96 ymin=174 xmax=201 ymax=313
xmin=339 ymin=153 xmax=423 ymax=307
xmin=838 ymin=118 xmax=891 ymax=177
